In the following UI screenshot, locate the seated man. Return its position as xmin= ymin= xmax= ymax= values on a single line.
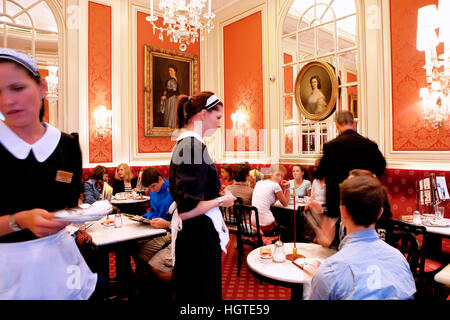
xmin=307 ymin=175 xmax=416 ymax=300
xmin=135 ymin=167 xmax=174 ymax=284
xmin=226 ymin=162 xmax=254 ymax=205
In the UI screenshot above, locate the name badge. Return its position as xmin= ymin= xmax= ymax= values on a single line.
xmin=55 ymin=170 xmax=73 ymax=184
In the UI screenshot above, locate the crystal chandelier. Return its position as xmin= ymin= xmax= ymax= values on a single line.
xmin=417 ymin=1 xmax=450 ymax=131
xmin=146 ymin=0 xmax=215 ymax=51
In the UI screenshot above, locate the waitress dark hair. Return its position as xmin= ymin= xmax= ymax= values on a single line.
xmin=176 ymin=91 xmax=223 ymax=129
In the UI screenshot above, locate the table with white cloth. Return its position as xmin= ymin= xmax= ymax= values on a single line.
xmin=111 ymin=196 xmax=150 ymax=215
xmin=247 ymin=242 xmax=336 ymax=300
xmin=67 ymin=215 xmax=166 ymax=298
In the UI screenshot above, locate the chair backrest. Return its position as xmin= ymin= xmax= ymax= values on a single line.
xmin=233 ymin=204 xmax=263 ymax=247
xmin=376 ymin=218 xmax=427 ymax=281
xmin=220 ymin=197 xmax=243 ymax=225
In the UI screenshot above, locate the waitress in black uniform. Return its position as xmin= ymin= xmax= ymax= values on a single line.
xmin=0 ymin=49 xmax=97 ymax=299
xmin=170 ymin=91 xmax=236 ymax=301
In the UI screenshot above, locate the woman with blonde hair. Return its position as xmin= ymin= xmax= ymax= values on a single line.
xmin=113 ymin=163 xmax=137 ymax=195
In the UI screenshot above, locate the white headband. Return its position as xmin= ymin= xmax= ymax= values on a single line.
xmin=0 ymin=48 xmax=40 ymax=78
xmin=204 ymin=94 xmax=220 ymax=110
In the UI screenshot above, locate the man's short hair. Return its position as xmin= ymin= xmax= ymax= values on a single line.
xmin=335 ymin=111 xmax=354 ymax=126
xmin=232 ymin=163 xmax=251 ymax=182
xmin=340 ymin=175 xmax=384 ymax=227
xmin=141 ymin=167 xmax=162 ymax=187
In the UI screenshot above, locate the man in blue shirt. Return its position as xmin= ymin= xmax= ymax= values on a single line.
xmin=307 ymin=175 xmax=416 ymax=300
xmin=135 ymin=167 xmax=174 ymax=288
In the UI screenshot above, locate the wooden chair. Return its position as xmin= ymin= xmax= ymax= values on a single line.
xmin=376 ymin=218 xmax=443 ymax=298
xmin=220 ymin=197 xmax=242 ymax=234
xmin=233 ymin=204 xmax=264 ymax=276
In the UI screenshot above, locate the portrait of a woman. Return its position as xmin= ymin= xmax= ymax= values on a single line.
xmin=306 ymin=75 xmax=327 ymax=114
xmin=160 ymin=64 xmax=179 ymax=128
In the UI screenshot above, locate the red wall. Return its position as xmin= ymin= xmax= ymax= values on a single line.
xmin=390 ymin=0 xmax=450 ymax=151
xmin=136 ymin=11 xmax=201 ymax=153
xmin=224 ymin=11 xmax=264 ymax=152
xmin=88 ymin=2 xmax=113 ymax=163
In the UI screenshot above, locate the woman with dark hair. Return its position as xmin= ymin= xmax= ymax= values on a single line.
xmin=160 ymin=64 xmax=179 ymax=128
xmin=289 ymin=164 xmax=312 ymax=198
xmin=220 ymin=164 xmax=234 ymax=186
xmin=170 ymin=91 xmax=236 ymax=301
xmin=0 ymin=48 xmax=96 ymax=299
xmin=306 ymin=75 xmax=327 ymax=114
xmin=83 ymin=165 xmax=108 ymax=204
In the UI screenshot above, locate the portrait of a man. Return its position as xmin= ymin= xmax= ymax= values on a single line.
xmin=294 ymin=60 xmax=338 ymax=121
xmin=144 ymin=45 xmax=198 ymax=137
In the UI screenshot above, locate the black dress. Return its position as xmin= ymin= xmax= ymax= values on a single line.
xmin=0 ymin=132 xmax=82 ymax=243
xmin=169 ymin=135 xmax=222 ymax=302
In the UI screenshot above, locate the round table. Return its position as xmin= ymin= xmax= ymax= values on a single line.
xmin=111 ymin=196 xmax=150 ymax=215
xmin=247 ymin=242 xmax=336 ymax=300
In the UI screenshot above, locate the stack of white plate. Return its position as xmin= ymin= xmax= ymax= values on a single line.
xmin=53 ymin=200 xmax=113 ymax=223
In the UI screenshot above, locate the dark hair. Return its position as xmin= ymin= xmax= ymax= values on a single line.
xmin=176 ymin=91 xmax=223 ymax=129
xmin=335 ymin=111 xmax=354 ymax=126
xmin=310 ymin=75 xmax=321 ymax=89
xmin=340 ymin=175 xmax=384 ymax=227
xmin=0 ymin=58 xmax=45 ymax=121
xmin=141 ymin=167 xmax=162 ymax=187
xmin=232 ymin=163 xmax=251 ymax=182
xmin=168 ymin=64 xmax=177 ymax=73
xmin=349 ymin=169 xmax=375 ymax=178
xmin=293 ymin=164 xmax=311 ymax=182
xmin=221 ymin=164 xmax=233 ymax=181
xmin=92 ymin=165 xmax=107 ymax=181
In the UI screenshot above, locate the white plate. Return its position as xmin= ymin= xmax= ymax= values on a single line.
xmin=53 ymin=215 xmax=104 ymax=223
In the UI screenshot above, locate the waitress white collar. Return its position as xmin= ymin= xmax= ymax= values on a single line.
xmin=0 ymin=120 xmax=61 ymax=162
xmin=176 ymin=130 xmax=204 ymax=144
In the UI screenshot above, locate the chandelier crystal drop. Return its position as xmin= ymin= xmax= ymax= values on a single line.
xmin=146 ymin=0 xmax=215 ymax=51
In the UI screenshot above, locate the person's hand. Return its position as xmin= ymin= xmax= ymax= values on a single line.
xmin=280 ymin=180 xmax=290 ymax=190
xmin=219 ymin=192 xmax=237 ymax=208
xmin=150 ymin=218 xmax=170 ymax=229
xmin=305 ymin=199 xmax=324 ymax=214
xmin=15 ymin=209 xmax=69 ymax=238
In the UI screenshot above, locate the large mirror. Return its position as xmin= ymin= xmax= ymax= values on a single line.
xmin=281 ymin=0 xmax=358 ymax=155
xmin=0 ymin=0 xmax=59 ymax=126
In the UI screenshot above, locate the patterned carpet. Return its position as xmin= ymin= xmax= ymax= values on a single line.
xmin=108 ymin=233 xmax=291 ymax=300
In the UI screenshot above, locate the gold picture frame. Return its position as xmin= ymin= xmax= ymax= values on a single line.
xmin=144 ymin=45 xmax=198 ymax=137
xmin=294 ymin=60 xmax=338 ymax=121
xmin=349 ymin=95 xmax=358 ymax=118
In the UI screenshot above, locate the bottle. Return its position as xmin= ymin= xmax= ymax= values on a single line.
xmin=114 ymin=213 xmax=123 ymax=228
xmin=413 ymin=210 xmax=421 ymax=224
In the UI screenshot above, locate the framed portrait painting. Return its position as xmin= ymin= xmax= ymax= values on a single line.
xmin=144 ymin=45 xmax=198 ymax=137
xmin=294 ymin=60 xmax=338 ymax=121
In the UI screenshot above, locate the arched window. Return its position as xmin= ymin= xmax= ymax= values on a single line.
xmin=281 ymin=0 xmax=358 ymax=155
xmin=0 ymin=0 xmax=59 ymax=124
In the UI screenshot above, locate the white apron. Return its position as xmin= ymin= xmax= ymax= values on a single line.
xmin=0 ymin=229 xmax=97 ymax=300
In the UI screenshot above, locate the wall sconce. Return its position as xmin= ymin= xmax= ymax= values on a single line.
xmin=230 ymin=109 xmax=248 ymax=133
xmin=45 ymin=66 xmax=58 ymax=98
xmin=93 ymin=105 xmax=112 ymax=140
xmin=417 ymin=1 xmax=450 ymax=131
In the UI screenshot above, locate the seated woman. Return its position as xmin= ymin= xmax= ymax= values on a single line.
xmin=220 ymin=164 xmax=234 ymax=187
xmin=83 ymin=165 xmax=108 ymax=204
xmin=112 ymin=163 xmax=137 ymax=195
xmin=251 ymin=165 xmax=290 ymax=235
xmin=226 ymin=163 xmax=254 ymax=205
xmin=289 ymin=164 xmax=312 ymax=198
xmin=310 ymin=159 xmax=326 ymax=206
